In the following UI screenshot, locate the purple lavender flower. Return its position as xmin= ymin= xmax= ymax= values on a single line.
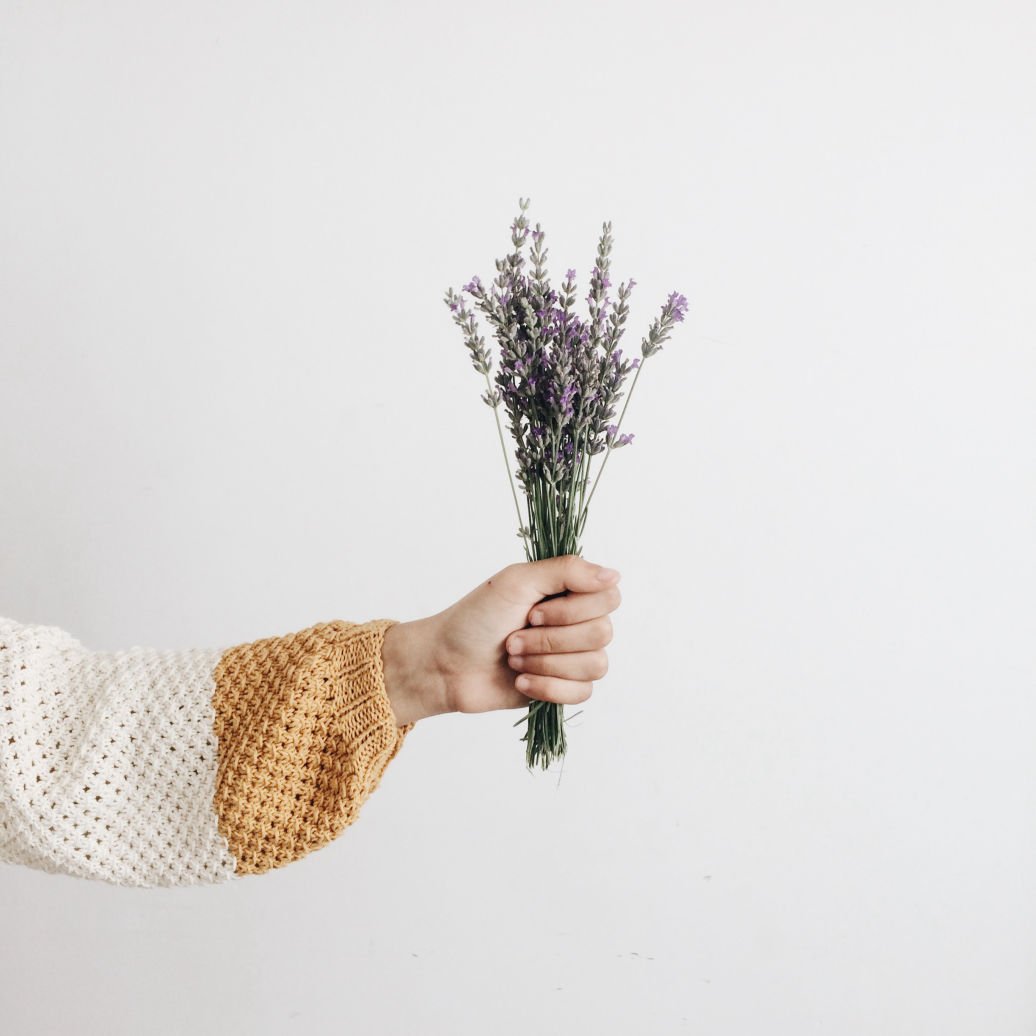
xmin=604 ymin=424 xmax=634 ymax=448
xmin=641 ymin=289 xmax=690 ymax=357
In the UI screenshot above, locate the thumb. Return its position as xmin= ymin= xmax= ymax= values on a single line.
xmin=496 ymin=554 xmax=621 ymax=607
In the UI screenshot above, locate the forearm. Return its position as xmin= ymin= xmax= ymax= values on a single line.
xmin=381 ymin=616 xmax=452 ymax=726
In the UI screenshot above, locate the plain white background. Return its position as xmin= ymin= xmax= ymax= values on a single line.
xmin=1 ymin=1 xmax=1034 ymax=1033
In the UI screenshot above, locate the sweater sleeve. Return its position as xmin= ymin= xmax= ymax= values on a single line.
xmin=0 ymin=615 xmax=415 ymax=887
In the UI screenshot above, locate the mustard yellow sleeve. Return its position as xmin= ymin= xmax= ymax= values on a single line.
xmin=0 ymin=615 xmax=414 ymax=886
xmin=211 ymin=618 xmax=415 ymax=876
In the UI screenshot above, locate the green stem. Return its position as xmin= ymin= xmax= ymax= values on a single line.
xmin=576 ymin=359 xmax=646 ymax=541
xmin=487 ymin=372 xmax=533 ymax=561
xmin=563 ymin=410 xmax=588 ymax=551
xmin=563 ymin=424 xmax=590 ymax=554
xmin=576 ymin=433 xmax=591 ymax=542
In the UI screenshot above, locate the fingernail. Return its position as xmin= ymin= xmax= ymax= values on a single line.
xmin=516 ymin=675 xmax=531 ymax=691
xmin=509 ymin=636 xmax=524 ymax=653
xmin=508 ymin=655 xmax=524 ymax=668
xmin=597 ymin=567 xmax=620 ymax=582
xmin=529 ymin=610 xmax=545 ymax=626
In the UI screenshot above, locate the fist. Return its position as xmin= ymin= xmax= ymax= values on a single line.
xmin=433 ymin=554 xmax=622 ymax=714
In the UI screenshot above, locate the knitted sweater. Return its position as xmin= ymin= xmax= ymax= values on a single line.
xmin=0 ymin=615 xmax=414 ymax=887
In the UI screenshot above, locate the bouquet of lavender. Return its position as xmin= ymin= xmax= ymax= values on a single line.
xmin=444 ymin=197 xmax=688 ymax=770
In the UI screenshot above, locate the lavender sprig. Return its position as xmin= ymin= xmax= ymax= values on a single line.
xmin=576 ymin=286 xmax=689 ymax=539
xmin=444 ymin=276 xmax=532 ymax=559
xmin=445 ymin=197 xmax=689 ymax=770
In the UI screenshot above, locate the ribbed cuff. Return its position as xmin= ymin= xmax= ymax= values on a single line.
xmin=211 ymin=617 xmax=416 ymax=875
xmin=331 ymin=618 xmax=416 ymax=803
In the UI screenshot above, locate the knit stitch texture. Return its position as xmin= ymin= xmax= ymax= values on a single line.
xmin=0 ymin=616 xmax=413 ymax=886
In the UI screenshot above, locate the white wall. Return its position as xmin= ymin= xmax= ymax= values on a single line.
xmin=1 ymin=1 xmax=1034 ymax=1032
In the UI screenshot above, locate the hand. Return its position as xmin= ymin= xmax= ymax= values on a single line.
xmin=380 ymin=555 xmax=622 ymax=725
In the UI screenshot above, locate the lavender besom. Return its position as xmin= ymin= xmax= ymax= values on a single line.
xmin=444 ymin=197 xmax=688 ymax=769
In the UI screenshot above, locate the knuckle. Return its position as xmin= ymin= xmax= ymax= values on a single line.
xmin=593 ymin=652 xmax=609 ymax=679
xmin=608 ymin=585 xmax=622 ymax=608
xmin=540 ymin=629 xmax=557 ymax=654
xmin=577 ymin=682 xmax=594 ymax=703
xmin=496 ymin=563 xmax=523 ymax=591
xmin=518 ymin=674 xmax=542 ymax=697
xmin=597 ymin=615 xmax=614 ymax=646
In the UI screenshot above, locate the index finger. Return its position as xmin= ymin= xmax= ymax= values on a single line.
xmin=527 ymin=584 xmax=622 ymax=628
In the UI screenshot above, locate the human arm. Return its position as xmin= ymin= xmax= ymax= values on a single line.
xmin=0 ymin=615 xmax=411 ymax=886
xmin=0 ymin=554 xmax=621 ymax=887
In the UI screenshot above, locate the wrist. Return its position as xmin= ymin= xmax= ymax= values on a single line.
xmin=381 ymin=616 xmax=452 ymax=726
